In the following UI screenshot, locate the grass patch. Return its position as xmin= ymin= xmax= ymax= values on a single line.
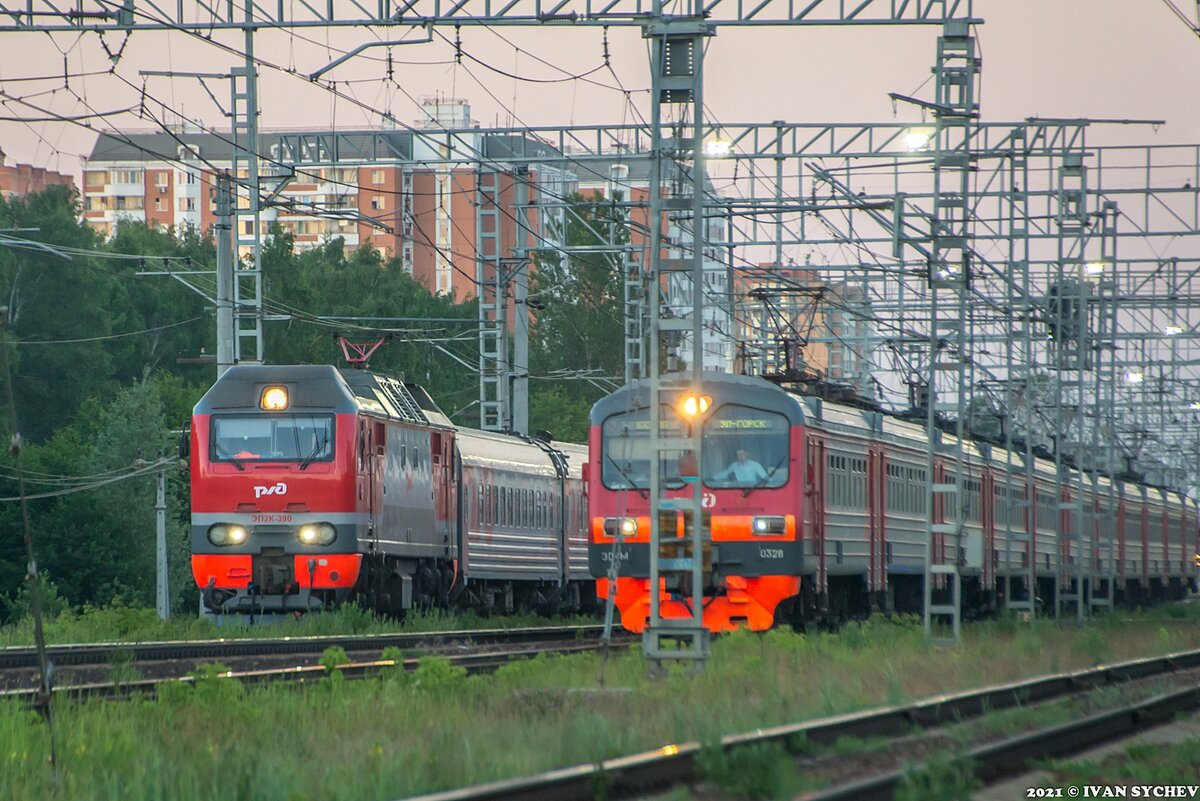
xmin=696 ymin=740 xmax=808 ymax=800
xmin=896 ymin=751 xmax=981 ymax=801
xmin=2 ymin=610 xmax=1199 ymax=799
xmin=1046 ymin=736 xmax=1200 ymax=783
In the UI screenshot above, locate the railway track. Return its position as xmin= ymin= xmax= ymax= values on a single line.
xmin=804 ymin=681 xmax=1200 ymax=800
xmin=0 ymin=624 xmax=630 ymax=700
xmin=0 ymin=623 xmax=610 ymax=669
xmin=402 ymin=647 xmax=1200 ymax=801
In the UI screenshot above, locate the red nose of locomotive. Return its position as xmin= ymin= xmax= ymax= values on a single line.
xmin=189 ymin=367 xmax=364 ymax=614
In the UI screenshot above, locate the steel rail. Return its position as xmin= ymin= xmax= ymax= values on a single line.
xmin=0 ymin=624 xmax=608 ymax=670
xmin=0 ymin=639 xmax=631 ymax=704
xmin=806 ymin=683 xmax=1200 ymax=801
xmin=401 ymin=647 xmax=1200 ymax=801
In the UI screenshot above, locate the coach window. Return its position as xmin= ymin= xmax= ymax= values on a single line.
xmin=701 ymin=405 xmax=789 ymax=490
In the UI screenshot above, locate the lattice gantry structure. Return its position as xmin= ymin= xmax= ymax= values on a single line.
xmin=4 ymin=1 xmax=1199 ymax=646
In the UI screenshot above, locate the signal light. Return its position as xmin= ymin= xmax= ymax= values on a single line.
xmin=261 ymin=386 xmax=289 ymax=411
xmin=679 ymin=394 xmax=712 ymax=417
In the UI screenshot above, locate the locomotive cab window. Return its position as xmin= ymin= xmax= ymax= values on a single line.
xmin=211 ymin=414 xmax=333 ymax=463
xmin=702 ymin=405 xmax=789 ymax=490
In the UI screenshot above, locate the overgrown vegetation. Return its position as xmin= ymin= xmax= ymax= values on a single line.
xmin=1045 ymin=737 xmax=1200 ymax=784
xmin=3 ymin=614 xmax=1200 ymax=800
xmin=895 ymin=751 xmax=981 ymax=801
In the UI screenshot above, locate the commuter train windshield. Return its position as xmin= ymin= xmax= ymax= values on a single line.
xmin=211 ymin=415 xmax=334 ymax=463
xmin=601 ymin=406 xmax=689 ymax=490
xmin=701 ymin=404 xmax=789 ymax=489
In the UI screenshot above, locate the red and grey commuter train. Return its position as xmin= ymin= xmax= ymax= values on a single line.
xmin=588 ymin=372 xmax=1199 ymax=632
xmin=189 ymin=364 xmax=590 ymax=615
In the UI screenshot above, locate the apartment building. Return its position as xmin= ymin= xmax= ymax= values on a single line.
xmin=0 ymin=149 xmax=74 ymax=199
xmin=79 ymin=100 xmax=562 ymax=301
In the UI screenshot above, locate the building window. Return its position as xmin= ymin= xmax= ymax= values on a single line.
xmin=370 ymin=195 xmax=386 ymax=210
xmin=154 ymin=197 xmax=165 ymax=212
xmin=111 ymin=169 xmax=143 ymax=185
xmin=84 ymin=170 xmax=107 ymax=186
xmin=371 ymin=170 xmax=385 ymax=185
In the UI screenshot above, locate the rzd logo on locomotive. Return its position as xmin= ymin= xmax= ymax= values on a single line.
xmin=254 ymin=482 xmax=288 ymax=499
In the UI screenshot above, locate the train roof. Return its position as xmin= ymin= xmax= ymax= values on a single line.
xmin=592 ymin=373 xmax=1192 ymax=502
xmin=456 ymin=428 xmax=584 ymax=477
xmin=193 ymin=364 xmax=454 ymax=428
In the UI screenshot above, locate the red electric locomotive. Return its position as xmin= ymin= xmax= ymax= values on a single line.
xmin=189 ymin=364 xmax=590 ymax=615
xmin=588 ymin=372 xmax=1199 ymax=633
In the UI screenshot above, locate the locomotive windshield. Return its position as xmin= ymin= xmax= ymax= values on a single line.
xmin=601 ymin=406 xmax=690 ymax=491
xmin=211 ymin=415 xmax=334 ymax=464
xmin=702 ymin=405 xmax=789 ymax=490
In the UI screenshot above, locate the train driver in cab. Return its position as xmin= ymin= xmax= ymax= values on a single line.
xmin=712 ymin=447 xmax=768 ymax=484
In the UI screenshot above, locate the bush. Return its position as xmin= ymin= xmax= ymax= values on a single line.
xmin=896 ymin=751 xmax=980 ymax=801
xmin=695 ymin=740 xmax=801 ymax=800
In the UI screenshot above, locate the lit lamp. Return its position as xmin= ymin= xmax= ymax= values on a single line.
xmin=260 ymin=386 xmax=289 ymax=411
xmin=1084 ymin=261 xmax=1107 ymax=279
xmin=1165 ymin=325 xmax=1184 ymax=336
xmin=1124 ymin=371 xmax=1144 ymax=385
xmin=703 ymin=139 xmax=733 ymax=158
xmin=904 ymin=127 xmax=934 ymax=151
xmin=678 ymin=394 xmax=712 ymax=417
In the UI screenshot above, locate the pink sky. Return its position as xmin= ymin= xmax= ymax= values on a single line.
xmin=2 ymin=0 xmax=1199 ymax=178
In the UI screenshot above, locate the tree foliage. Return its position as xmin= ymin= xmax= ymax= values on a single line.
xmin=528 ymin=193 xmax=629 ymax=441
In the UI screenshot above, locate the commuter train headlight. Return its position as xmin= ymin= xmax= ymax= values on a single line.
xmin=679 ymin=394 xmax=712 ymax=417
xmin=208 ymin=524 xmax=249 ymax=546
xmin=296 ymin=522 xmax=336 ymax=546
xmin=603 ymin=517 xmax=638 ymax=537
xmin=751 ymin=516 xmax=786 ymax=536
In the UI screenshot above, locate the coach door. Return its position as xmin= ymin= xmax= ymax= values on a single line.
xmin=371 ymin=422 xmax=386 ymax=547
xmin=981 ymin=468 xmax=995 ymax=592
xmin=866 ymin=446 xmax=886 ymax=596
xmin=431 ymin=431 xmax=454 ymax=553
xmin=806 ymin=435 xmax=827 ymax=596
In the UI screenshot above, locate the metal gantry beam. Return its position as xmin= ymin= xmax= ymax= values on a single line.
xmin=0 ymin=0 xmax=977 ymax=31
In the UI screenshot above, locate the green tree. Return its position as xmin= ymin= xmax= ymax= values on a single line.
xmin=260 ymin=229 xmax=479 ymax=423
xmin=0 ymin=185 xmax=119 ymax=440
xmin=528 ymin=193 xmax=629 ymax=441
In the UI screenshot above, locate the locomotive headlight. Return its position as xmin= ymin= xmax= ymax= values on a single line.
xmin=260 ymin=385 xmax=289 ymax=411
xmin=679 ymin=394 xmax=712 ymax=418
xmin=751 ymin=516 xmax=786 ymax=536
xmin=208 ymin=524 xmax=249 ymax=546
xmin=296 ymin=522 xmax=336 ymax=546
xmin=603 ymin=517 xmax=638 ymax=537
